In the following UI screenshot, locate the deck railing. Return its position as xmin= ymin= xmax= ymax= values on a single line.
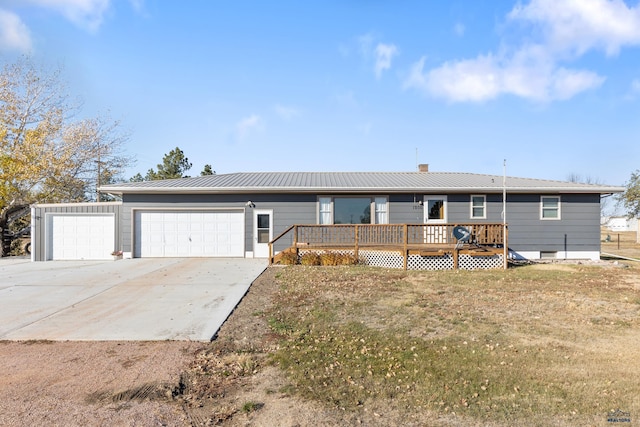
xmin=269 ymin=223 xmax=508 ymax=269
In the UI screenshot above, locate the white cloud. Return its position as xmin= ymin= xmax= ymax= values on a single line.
xmin=357 ymin=32 xmax=375 ymax=58
xmin=274 ymin=104 xmax=300 ymax=120
xmin=404 ymin=49 xmax=604 ymax=103
xmin=24 ymin=0 xmax=111 ymax=32
xmin=404 ymin=0 xmax=626 ymax=103
xmin=405 ymin=56 xmax=501 ymax=102
xmin=508 ymin=0 xmax=640 ymax=56
xmin=355 ymin=33 xmax=398 ymax=79
xmin=631 ymin=78 xmax=640 ymax=95
xmin=235 ymin=114 xmax=263 ymax=140
xmin=374 ymin=43 xmax=398 ymax=79
xmin=0 ymin=9 xmax=31 ymax=52
xmin=550 ymin=67 xmax=606 ymax=100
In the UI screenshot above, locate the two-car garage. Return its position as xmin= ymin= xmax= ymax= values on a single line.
xmin=35 ymin=202 xmax=247 ymax=261
xmin=133 ymin=210 xmax=244 ymax=258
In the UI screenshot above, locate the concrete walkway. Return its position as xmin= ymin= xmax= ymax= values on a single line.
xmin=0 ymin=258 xmax=267 ymax=341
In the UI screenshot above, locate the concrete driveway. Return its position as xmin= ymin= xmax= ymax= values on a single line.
xmin=0 ymin=257 xmax=266 ymax=341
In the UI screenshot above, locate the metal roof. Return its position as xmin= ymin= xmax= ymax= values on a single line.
xmin=99 ymin=171 xmax=624 ymax=195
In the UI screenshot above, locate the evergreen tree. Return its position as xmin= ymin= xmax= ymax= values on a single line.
xmin=145 ymin=147 xmax=192 ymax=180
xmin=201 ymin=164 xmax=215 ymax=176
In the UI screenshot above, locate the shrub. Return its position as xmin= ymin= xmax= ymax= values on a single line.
xmin=320 ymin=252 xmax=360 ymax=266
xmin=278 ymin=251 xmax=298 ymax=265
xmin=300 ymin=252 xmax=321 ymax=266
xmin=340 ymin=253 xmax=360 ymax=265
xmin=320 ymin=252 xmax=340 ymax=266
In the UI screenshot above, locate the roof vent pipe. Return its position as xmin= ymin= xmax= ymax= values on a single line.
xmin=418 ymin=164 xmax=429 ymax=172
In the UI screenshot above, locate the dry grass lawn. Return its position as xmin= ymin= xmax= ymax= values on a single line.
xmin=180 ymin=257 xmax=640 ymax=426
xmin=601 ymin=229 xmax=640 ymax=260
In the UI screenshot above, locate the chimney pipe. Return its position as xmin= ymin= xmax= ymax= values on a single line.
xmin=418 ymin=164 xmax=429 ymax=172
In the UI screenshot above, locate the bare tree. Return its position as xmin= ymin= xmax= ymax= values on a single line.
xmin=0 ymin=57 xmax=132 ymax=212
xmin=566 ymin=173 xmax=614 ymax=217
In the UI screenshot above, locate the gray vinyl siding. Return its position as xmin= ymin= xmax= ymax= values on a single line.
xmin=389 ymin=193 xmax=600 ymax=254
xmin=31 ymin=191 xmax=602 ymax=261
xmin=388 ymin=195 xmax=425 ymax=223
xmin=505 ymin=193 xmax=600 ymax=254
xmin=388 ymin=194 xmax=505 ymax=224
xmin=31 ymin=203 xmax=122 ymax=261
xmin=121 ymin=193 xmax=318 ymax=255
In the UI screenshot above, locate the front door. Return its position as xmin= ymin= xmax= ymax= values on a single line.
xmin=423 ymin=195 xmax=448 ymax=243
xmin=253 ymin=209 xmax=273 ymax=258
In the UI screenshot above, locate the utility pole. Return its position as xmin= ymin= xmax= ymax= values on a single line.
xmin=95 ymin=157 xmax=103 ymax=203
xmin=503 ymin=159 xmax=508 ymax=270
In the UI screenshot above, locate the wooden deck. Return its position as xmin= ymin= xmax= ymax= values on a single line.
xmin=269 ymin=223 xmax=508 ymax=270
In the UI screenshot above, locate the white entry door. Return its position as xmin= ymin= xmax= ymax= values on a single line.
xmin=253 ymin=209 xmax=272 ymax=258
xmin=47 ymin=214 xmax=115 ymax=260
xmin=423 ymin=195 xmax=448 ymax=244
xmin=134 ymin=210 xmax=244 ymax=258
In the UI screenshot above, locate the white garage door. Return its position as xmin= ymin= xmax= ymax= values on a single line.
xmin=134 ymin=210 xmax=244 ymax=258
xmin=48 ymin=214 xmax=115 ymax=260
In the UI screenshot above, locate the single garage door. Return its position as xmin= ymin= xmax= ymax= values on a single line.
xmin=47 ymin=214 xmax=115 ymax=260
xmin=134 ymin=210 xmax=244 ymax=258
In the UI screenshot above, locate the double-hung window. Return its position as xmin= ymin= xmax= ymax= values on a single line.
xmin=319 ymin=197 xmax=332 ymax=224
xmin=541 ymin=196 xmax=561 ymax=220
xmin=374 ymin=197 xmax=388 ymax=224
xmin=470 ymin=195 xmax=486 ymax=219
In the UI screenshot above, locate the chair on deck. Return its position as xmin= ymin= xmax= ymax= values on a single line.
xmin=452 ymin=226 xmax=472 ymax=250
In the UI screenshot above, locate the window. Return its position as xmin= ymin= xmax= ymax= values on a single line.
xmin=256 ymin=213 xmax=270 ymax=243
xmin=318 ymin=196 xmax=388 ymax=224
xmin=541 ymin=196 xmax=561 ymax=220
xmin=375 ymin=197 xmax=388 ymax=224
xmin=424 ymin=196 xmax=447 ymax=223
xmin=334 ymin=198 xmax=371 ymax=224
xmin=470 ymin=195 xmax=486 ymax=219
xmin=319 ymin=197 xmax=332 ymax=224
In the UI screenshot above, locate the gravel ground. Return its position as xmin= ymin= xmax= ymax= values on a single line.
xmin=0 ymin=340 xmax=204 ymax=426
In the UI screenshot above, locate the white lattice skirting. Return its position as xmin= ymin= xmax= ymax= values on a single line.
xmin=458 ymin=254 xmax=504 ymax=270
xmin=297 ymin=249 xmax=503 ymax=270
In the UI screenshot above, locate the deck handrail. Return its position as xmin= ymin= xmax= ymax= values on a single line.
xmin=269 ymin=223 xmax=507 ymax=265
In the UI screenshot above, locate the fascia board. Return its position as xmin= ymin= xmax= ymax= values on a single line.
xmin=99 ymin=185 xmax=625 ymax=195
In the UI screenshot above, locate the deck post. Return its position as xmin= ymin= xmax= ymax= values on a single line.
xmin=354 ymin=225 xmax=360 ymax=261
xmin=453 ymin=248 xmax=459 ymax=270
xmin=403 ymin=224 xmax=408 ymax=270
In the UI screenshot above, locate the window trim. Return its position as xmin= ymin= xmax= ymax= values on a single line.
xmin=540 ymin=196 xmax=561 ymax=220
xmin=317 ymin=196 xmax=389 ymax=224
xmin=318 ymin=196 xmax=333 ymax=224
xmin=470 ymin=194 xmax=486 ymax=219
xmin=424 ymin=195 xmax=448 ymax=224
xmin=374 ymin=197 xmax=388 ymax=224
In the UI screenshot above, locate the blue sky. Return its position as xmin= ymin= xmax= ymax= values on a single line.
xmin=1 ymin=0 xmax=639 ymax=186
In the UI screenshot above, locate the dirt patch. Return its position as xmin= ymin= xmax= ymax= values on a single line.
xmin=0 ymin=341 xmax=202 ymax=426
